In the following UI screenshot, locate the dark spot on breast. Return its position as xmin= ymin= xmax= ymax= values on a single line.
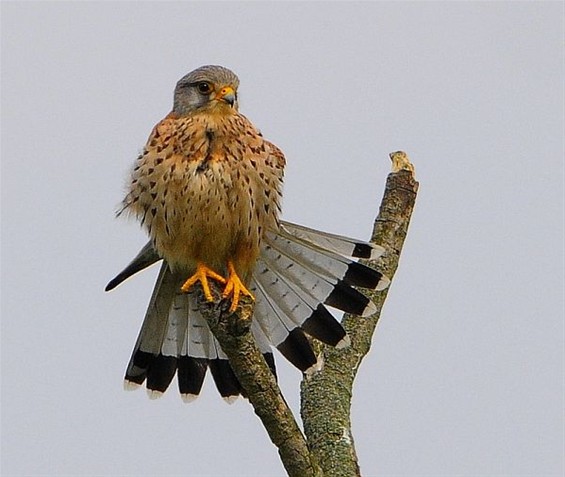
xmin=140 ymin=210 xmax=147 ymax=227
xmin=147 ymin=168 xmax=154 ymax=174
xmin=156 ymin=158 xmax=164 ymax=165
xmin=150 ymin=181 xmax=156 ymax=189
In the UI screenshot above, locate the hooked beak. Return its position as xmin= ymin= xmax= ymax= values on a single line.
xmin=216 ymin=86 xmax=236 ymax=106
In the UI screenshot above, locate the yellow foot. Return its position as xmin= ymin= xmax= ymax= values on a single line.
xmin=181 ymin=263 xmax=226 ymax=302
xmin=223 ymin=261 xmax=254 ymax=313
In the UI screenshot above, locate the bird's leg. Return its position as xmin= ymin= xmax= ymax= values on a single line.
xmin=222 ymin=260 xmax=254 ymax=313
xmin=181 ymin=262 xmax=226 ymax=302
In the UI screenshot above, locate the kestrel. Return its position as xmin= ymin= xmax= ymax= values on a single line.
xmin=107 ymin=65 xmax=389 ymax=402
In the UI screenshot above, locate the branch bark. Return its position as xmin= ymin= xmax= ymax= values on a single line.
xmin=300 ymin=153 xmax=419 ymax=476
xmin=198 ymin=152 xmax=417 ymax=477
xmin=197 ymin=294 xmax=322 ymax=477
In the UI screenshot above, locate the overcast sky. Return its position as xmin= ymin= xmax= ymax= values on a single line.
xmin=2 ymin=2 xmax=563 ymax=476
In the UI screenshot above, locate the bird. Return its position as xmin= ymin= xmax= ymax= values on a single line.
xmin=106 ymin=65 xmax=390 ymax=403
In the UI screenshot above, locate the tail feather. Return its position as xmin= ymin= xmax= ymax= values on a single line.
xmin=123 ymin=263 xmax=178 ymax=387
xmin=108 ymin=222 xmax=390 ymax=402
xmin=261 ymin=236 xmax=376 ymax=317
xmin=145 ymin=355 xmax=177 ymax=395
xmin=178 ymin=356 xmax=207 ymax=401
xmin=250 ymin=320 xmax=278 ymax=378
xmin=255 ymin=254 xmax=347 ymax=346
xmin=251 ymin=272 xmax=300 ymax=346
xmin=209 ymin=359 xmax=242 ymax=402
xmin=252 ymin=273 xmax=318 ymax=372
xmin=300 ymin=304 xmax=348 ymax=348
xmin=271 ymin=229 xmax=389 ymax=291
xmin=281 ymin=221 xmax=385 ymax=260
xmin=275 ymin=328 xmax=318 ymax=373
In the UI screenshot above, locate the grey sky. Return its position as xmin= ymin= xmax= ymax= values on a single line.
xmin=1 ymin=2 xmax=563 ymax=476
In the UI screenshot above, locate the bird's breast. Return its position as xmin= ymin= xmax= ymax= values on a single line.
xmin=125 ymin=114 xmax=281 ymax=277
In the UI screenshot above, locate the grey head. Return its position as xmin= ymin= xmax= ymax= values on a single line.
xmin=173 ymin=65 xmax=240 ymax=115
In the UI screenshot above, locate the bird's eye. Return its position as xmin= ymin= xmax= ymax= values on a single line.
xmin=197 ymin=82 xmax=212 ymax=94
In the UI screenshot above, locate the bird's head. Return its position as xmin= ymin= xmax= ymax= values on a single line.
xmin=173 ymin=65 xmax=240 ymax=116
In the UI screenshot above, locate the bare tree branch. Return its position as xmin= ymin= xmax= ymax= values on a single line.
xmin=300 ymin=152 xmax=419 ymax=476
xmin=198 ymin=294 xmax=323 ymax=477
xmin=198 ymin=152 xmax=417 ymax=477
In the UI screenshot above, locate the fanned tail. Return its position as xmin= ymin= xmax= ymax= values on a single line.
xmin=106 ymin=223 xmax=389 ymax=402
xmin=248 ymin=225 xmax=389 ymax=373
xmin=119 ymin=262 xmax=264 ymax=403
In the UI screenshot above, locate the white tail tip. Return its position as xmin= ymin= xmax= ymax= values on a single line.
xmin=223 ymin=395 xmax=239 ymax=405
xmin=369 ymin=244 xmax=386 ymax=260
xmin=361 ymin=300 xmax=378 ymax=317
xmin=335 ymin=335 xmax=351 ymax=349
xmin=304 ymin=355 xmax=324 ymax=377
xmin=123 ymin=380 xmax=141 ymax=391
xmin=181 ymin=393 xmax=198 ymax=404
xmin=376 ymin=275 xmax=391 ymax=291
xmin=146 ymin=389 xmax=164 ymax=400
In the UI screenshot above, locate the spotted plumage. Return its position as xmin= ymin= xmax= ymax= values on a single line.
xmin=107 ymin=65 xmax=389 ymax=402
xmin=122 ymin=109 xmax=283 ymax=281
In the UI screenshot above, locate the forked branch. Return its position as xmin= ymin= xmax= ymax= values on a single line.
xmin=199 ymin=152 xmax=418 ymax=477
xmin=301 ymin=152 xmax=419 ymax=476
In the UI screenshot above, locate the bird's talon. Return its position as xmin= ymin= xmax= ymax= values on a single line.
xmin=223 ymin=261 xmax=254 ymax=312
xmin=181 ymin=263 xmax=226 ymax=302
